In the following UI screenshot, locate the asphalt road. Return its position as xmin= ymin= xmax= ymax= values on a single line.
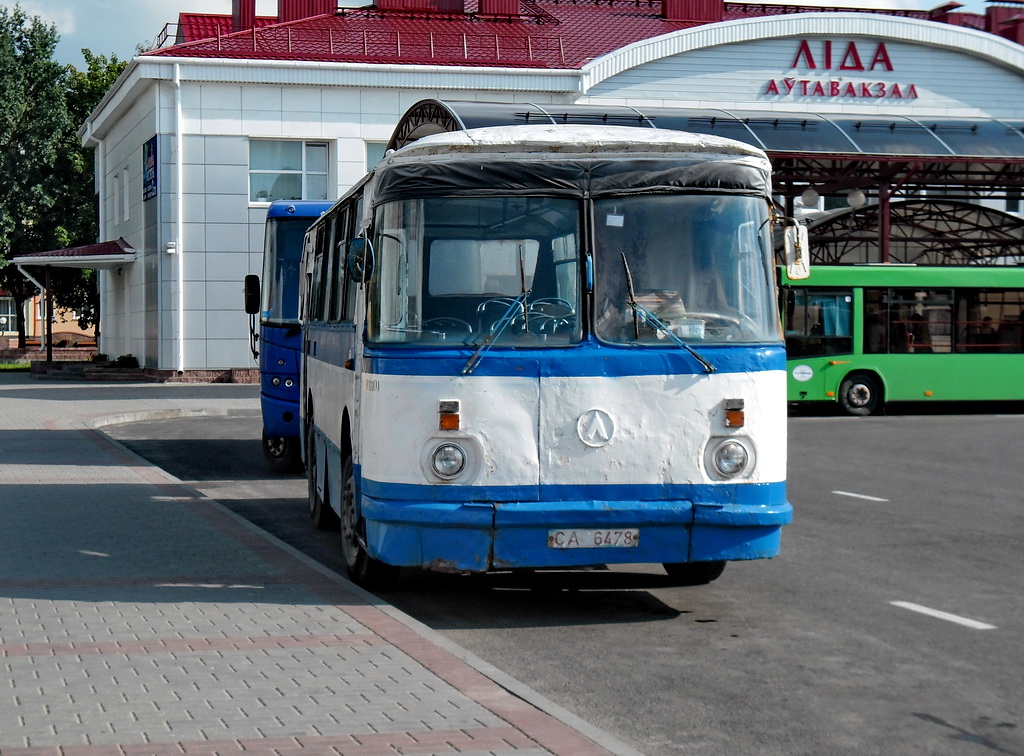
xmin=105 ymin=406 xmax=1024 ymax=756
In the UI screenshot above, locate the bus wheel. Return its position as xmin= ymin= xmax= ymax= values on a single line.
xmin=839 ymin=373 xmax=881 ymax=416
xmin=341 ymin=453 xmax=401 ymax=591
xmin=307 ymin=424 xmax=339 ymax=530
xmin=262 ymin=432 xmax=303 ymax=474
xmin=663 ymin=560 xmax=726 ymax=586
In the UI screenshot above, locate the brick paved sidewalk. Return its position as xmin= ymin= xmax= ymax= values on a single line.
xmin=0 ymin=375 xmax=636 ymax=756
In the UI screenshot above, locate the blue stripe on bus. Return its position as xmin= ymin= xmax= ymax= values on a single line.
xmin=266 ymin=200 xmax=334 ymax=219
xmin=361 ymin=477 xmax=787 ymax=507
xmin=357 ymin=343 xmax=785 ymax=378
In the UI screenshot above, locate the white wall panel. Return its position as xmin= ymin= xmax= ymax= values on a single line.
xmin=283 ymin=87 xmax=322 ymax=113
xmin=204 ymin=165 xmax=248 ymax=196
xmin=205 ymin=224 xmax=249 ymax=254
xmin=205 ymin=194 xmax=249 ymax=225
xmin=281 ymin=111 xmax=325 ymax=138
xmin=200 ymin=83 xmax=243 ymax=111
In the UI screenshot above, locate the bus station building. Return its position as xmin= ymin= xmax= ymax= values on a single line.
xmin=14 ymin=0 xmax=1024 ymax=378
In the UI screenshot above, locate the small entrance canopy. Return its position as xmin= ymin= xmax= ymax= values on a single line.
xmin=10 ymin=237 xmax=136 ymax=270
xmin=10 ymin=238 xmax=134 ymax=362
xmin=387 ymin=101 xmax=1024 ymax=262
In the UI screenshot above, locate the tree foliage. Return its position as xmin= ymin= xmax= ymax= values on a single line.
xmin=0 ymin=5 xmax=125 ymax=346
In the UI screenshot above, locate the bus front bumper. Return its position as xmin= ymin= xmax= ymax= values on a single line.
xmin=359 ymin=495 xmax=793 ymax=573
xmin=260 ymin=393 xmax=300 ymax=439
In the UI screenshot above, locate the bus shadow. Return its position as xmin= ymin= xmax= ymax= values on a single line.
xmin=385 ymin=568 xmax=691 ymax=628
xmin=789 ymin=400 xmax=1024 ymax=418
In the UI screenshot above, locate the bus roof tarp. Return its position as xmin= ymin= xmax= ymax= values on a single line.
xmin=373 ymin=157 xmax=771 ymax=203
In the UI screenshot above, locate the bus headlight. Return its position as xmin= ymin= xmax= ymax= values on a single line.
xmin=707 ymin=438 xmax=752 ymax=478
xmin=431 ymin=443 xmax=467 ymax=479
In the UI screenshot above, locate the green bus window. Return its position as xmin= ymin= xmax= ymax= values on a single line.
xmin=866 ymin=288 xmax=952 ymax=354
xmin=889 ymin=289 xmax=952 ymax=354
xmin=783 ymin=288 xmax=853 ymax=357
xmin=957 ymin=289 xmax=1024 ymax=353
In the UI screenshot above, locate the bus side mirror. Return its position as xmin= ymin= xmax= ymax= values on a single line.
xmin=347 ymin=237 xmax=374 ymax=283
xmin=784 ymin=224 xmax=810 ymax=280
xmin=244 ymin=274 xmax=261 ymax=315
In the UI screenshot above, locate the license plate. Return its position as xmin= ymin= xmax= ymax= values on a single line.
xmin=548 ymin=528 xmax=640 ymax=549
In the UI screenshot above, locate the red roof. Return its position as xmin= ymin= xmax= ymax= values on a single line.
xmin=146 ymin=2 xmax=984 ymax=70
xmin=14 ymin=238 xmax=135 ymax=262
xmin=176 ymin=13 xmax=281 ymax=44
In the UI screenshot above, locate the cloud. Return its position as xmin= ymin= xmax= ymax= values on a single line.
xmin=18 ymin=1 xmax=77 ymax=35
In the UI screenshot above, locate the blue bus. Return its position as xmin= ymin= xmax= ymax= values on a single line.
xmin=245 ymin=200 xmax=332 ymax=472
xmin=299 ymin=112 xmax=805 ymax=589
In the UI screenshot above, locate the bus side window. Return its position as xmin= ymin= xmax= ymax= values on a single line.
xmin=309 ymin=225 xmax=329 ymax=323
xmin=889 ymin=288 xmax=952 ymax=354
xmin=343 ymin=195 xmax=362 ymax=323
xmin=324 ymin=213 xmax=340 ymax=323
xmin=328 ymin=206 xmax=350 ymax=323
xmin=783 ymin=288 xmax=853 ymax=357
xmin=864 ymin=289 xmax=887 ymax=354
xmin=959 ymin=289 xmax=1024 ymax=353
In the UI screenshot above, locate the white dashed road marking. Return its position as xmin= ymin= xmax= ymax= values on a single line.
xmin=891 ymin=601 xmax=996 ymax=630
xmin=832 ymin=490 xmax=889 ymax=502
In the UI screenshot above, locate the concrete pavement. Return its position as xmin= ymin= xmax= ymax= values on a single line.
xmin=0 ymin=374 xmax=639 ymax=756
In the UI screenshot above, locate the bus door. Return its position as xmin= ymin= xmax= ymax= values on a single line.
xmin=783 ymin=287 xmax=855 ymax=400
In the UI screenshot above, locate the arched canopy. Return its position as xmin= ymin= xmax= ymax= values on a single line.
xmin=388 ymin=100 xmax=1024 ymax=198
xmin=802 ymin=200 xmax=1024 ymax=265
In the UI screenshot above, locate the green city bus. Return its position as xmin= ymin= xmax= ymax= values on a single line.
xmin=779 ymin=265 xmax=1024 ymax=414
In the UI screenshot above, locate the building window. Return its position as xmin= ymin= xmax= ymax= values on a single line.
xmin=121 ymin=166 xmax=130 ymax=222
xmin=366 ymin=142 xmax=387 ymax=171
xmin=249 ymin=140 xmax=329 ymax=203
xmin=112 ymin=173 xmax=120 ymax=225
xmin=0 ymin=297 xmax=16 ymax=334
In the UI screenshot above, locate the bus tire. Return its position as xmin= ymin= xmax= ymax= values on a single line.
xmin=663 ymin=560 xmax=726 ymax=586
xmin=838 ymin=372 xmax=882 ymax=416
xmin=262 ymin=432 xmax=303 ymax=474
xmin=341 ymin=453 xmax=400 ymax=591
xmin=307 ymin=423 xmax=339 ymax=530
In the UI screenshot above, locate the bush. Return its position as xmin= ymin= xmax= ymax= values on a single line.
xmin=112 ymin=354 xmax=139 ymax=368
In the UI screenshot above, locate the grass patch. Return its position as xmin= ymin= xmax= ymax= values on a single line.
xmin=0 ymin=362 xmax=31 ymax=372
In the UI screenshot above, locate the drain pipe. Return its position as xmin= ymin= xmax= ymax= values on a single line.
xmin=173 ymin=63 xmax=185 ymax=374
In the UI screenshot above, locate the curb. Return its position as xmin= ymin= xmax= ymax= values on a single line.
xmin=88 ymin=409 xmax=646 ymax=756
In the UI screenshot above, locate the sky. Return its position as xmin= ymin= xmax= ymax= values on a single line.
xmin=6 ymin=0 xmax=994 ymax=69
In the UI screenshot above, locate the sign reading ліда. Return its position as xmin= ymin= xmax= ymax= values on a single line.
xmin=764 ymin=40 xmax=919 ymax=100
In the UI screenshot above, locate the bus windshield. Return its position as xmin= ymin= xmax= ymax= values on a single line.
xmin=594 ymin=195 xmax=778 ymax=345
xmin=368 ymin=196 xmax=581 ymax=346
xmin=261 ymin=217 xmax=313 ymax=324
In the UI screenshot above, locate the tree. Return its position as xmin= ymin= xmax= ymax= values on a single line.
xmin=0 ymin=4 xmax=69 ymax=347
xmin=42 ymin=51 xmax=126 ymax=333
xmin=0 ymin=5 xmax=125 ymax=347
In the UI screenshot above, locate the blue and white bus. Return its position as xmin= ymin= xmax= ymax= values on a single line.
xmin=245 ymin=200 xmax=332 ymax=472
xmin=300 ymin=111 xmax=802 ymax=589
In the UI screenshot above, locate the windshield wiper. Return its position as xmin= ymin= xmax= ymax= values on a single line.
xmin=461 ymin=292 xmax=528 ymax=375
xmin=463 ymin=245 xmax=532 ymax=376
xmin=620 ymin=252 xmax=715 ymax=374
